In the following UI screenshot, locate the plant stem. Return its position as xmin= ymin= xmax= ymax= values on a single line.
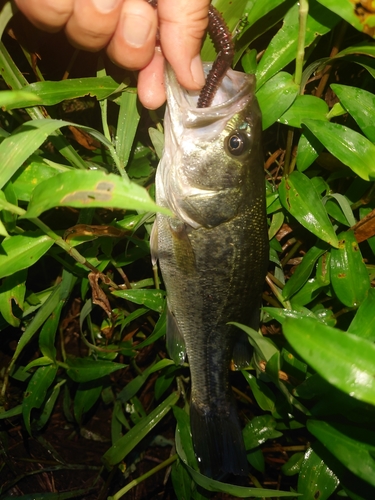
xmin=284 ymin=0 xmax=308 ymax=177
xmin=294 ymin=0 xmax=309 ymax=88
xmin=109 ymin=454 xmax=178 ymax=500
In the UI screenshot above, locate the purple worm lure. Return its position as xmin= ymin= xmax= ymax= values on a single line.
xmin=147 ymin=1 xmax=234 ymax=108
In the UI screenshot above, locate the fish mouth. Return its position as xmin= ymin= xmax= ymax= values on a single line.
xmin=165 ymin=62 xmax=256 ymax=126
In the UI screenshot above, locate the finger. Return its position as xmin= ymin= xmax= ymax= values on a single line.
xmin=14 ymin=0 xmax=74 ymax=32
xmin=107 ymin=0 xmax=158 ymax=70
xmin=138 ymin=46 xmax=165 ymax=109
xmin=158 ymin=0 xmax=210 ymax=90
xmin=64 ymin=0 xmax=123 ymax=51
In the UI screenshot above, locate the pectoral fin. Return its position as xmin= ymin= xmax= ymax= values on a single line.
xmin=150 ymin=220 xmax=158 ymax=266
xmin=166 ymin=305 xmax=186 ymax=365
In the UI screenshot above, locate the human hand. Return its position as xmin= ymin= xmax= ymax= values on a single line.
xmin=14 ymin=0 xmax=210 ymax=109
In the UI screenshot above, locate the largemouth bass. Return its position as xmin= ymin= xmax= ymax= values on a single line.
xmin=151 ymin=63 xmax=269 ymax=479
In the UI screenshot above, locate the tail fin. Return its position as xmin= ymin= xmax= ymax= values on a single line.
xmin=190 ymin=400 xmax=248 ymax=479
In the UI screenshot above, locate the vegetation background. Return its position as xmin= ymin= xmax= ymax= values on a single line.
xmin=1 ymin=0 xmax=375 ymax=498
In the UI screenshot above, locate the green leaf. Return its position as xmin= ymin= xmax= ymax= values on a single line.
xmin=279 ymin=172 xmax=339 ymax=247
xmin=317 ymin=0 xmax=373 ymax=36
xmin=0 ymin=119 xmax=76 ymax=190
xmin=112 ymin=289 xmax=165 ymax=313
xmin=66 ymin=357 xmax=126 ymax=383
xmin=297 ymin=446 xmax=339 ymax=499
xmin=0 ymin=89 xmax=41 ymax=109
xmin=33 ymin=379 xmax=65 ymax=431
xmin=256 ymin=1 xmax=339 ymax=88
xmin=3 ymin=76 xmax=126 ymax=110
xmin=117 ymin=358 xmax=173 ymax=403
xmin=11 ymin=283 xmax=61 ymax=366
xmin=279 ymin=95 xmax=329 ymax=128
xmin=116 ymin=91 xmax=140 ymax=169
xmin=39 ymin=302 xmax=64 ymax=362
xmin=307 ymin=420 xmax=375 ymax=488
xmin=22 ymin=364 xmax=58 ymax=435
xmin=330 ymin=231 xmax=370 ymax=308
xmin=282 ymin=452 xmax=304 ymax=476
xmin=74 ymin=379 xmax=103 ymax=425
xmin=283 ymin=243 xmax=327 ymax=299
xmin=303 ymin=119 xmax=375 ymax=181
xmin=0 ymin=269 xmax=27 ymax=326
xmin=24 ymin=170 xmax=170 ymax=218
xmin=0 ymin=232 xmax=54 ymax=279
xmin=283 ymin=317 xmax=375 ymax=405
xmin=243 ymin=415 xmax=282 ymax=450
xmin=102 ymin=391 xmax=179 ymax=468
xmin=296 ymin=130 xmax=324 ymax=172
xmin=256 ymin=72 xmax=299 ymax=130
xmin=349 ymin=289 xmax=375 ymax=341
xmin=232 ymin=323 xmax=278 ymax=361
xmin=331 ymin=84 xmax=375 ymax=142
xmin=242 ymin=371 xmax=276 ymax=413
xmin=12 ymin=160 xmax=69 ymax=202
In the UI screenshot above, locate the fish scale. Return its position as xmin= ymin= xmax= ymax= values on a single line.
xmin=151 ymin=64 xmax=269 ymax=479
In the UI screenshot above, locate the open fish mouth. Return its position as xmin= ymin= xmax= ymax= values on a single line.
xmin=165 ymin=63 xmax=256 ymax=125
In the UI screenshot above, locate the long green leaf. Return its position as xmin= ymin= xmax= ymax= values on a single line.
xmin=283 ymin=317 xmax=375 ymax=405
xmin=102 ymin=391 xmax=179 ymax=468
xmin=279 ymin=171 xmax=339 ymax=247
xmin=308 ymin=420 xmax=375 ymax=487
xmin=297 ymin=447 xmax=339 ymax=499
xmin=24 ymin=170 xmax=170 ymax=218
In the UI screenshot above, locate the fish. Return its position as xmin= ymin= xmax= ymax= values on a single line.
xmin=150 ymin=63 xmax=269 ymax=479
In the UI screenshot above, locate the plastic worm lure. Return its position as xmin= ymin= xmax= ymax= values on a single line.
xmin=197 ymin=5 xmax=234 ymax=108
xmin=147 ymin=1 xmax=234 ymax=108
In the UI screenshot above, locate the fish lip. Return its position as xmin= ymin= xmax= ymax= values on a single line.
xmin=165 ymin=62 xmax=256 ymax=125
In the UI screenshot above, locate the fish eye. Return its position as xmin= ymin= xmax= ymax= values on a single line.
xmin=225 ymin=131 xmax=249 ymax=156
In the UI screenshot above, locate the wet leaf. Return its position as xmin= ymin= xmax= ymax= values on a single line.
xmin=66 ymin=357 xmax=126 ymax=383
xmin=297 ymin=446 xmax=339 ymax=499
xmin=283 ymin=317 xmax=375 ymax=405
xmin=282 ymin=452 xmax=304 ymax=476
xmin=303 ymin=119 xmax=375 ymax=181
xmin=24 ymin=170 xmax=170 ymax=218
xmin=279 ymin=95 xmax=329 ymax=127
xmin=243 ymin=415 xmax=282 ymax=450
xmin=102 ymin=391 xmax=179 ymax=468
xmin=22 ymin=364 xmax=58 ymax=435
xmin=256 ymin=71 xmax=299 ymax=130
xmin=279 ymin=172 xmax=339 ymax=247
xmin=296 ymin=130 xmax=324 ymax=172
xmin=308 ymin=420 xmax=375 ymax=487
xmin=112 ymin=288 xmax=166 ymax=313
xmin=331 ymin=84 xmax=375 ymax=142
xmin=348 ymin=288 xmax=375 ymax=341
xmin=330 ymin=231 xmax=370 ymax=308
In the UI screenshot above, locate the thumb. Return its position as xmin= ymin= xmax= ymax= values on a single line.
xmin=157 ymin=0 xmax=210 ymax=90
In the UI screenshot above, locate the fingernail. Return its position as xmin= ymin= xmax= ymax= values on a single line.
xmin=123 ymin=15 xmax=152 ymax=48
xmin=190 ymin=55 xmax=205 ymax=87
xmin=91 ymin=0 xmax=120 ymax=13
